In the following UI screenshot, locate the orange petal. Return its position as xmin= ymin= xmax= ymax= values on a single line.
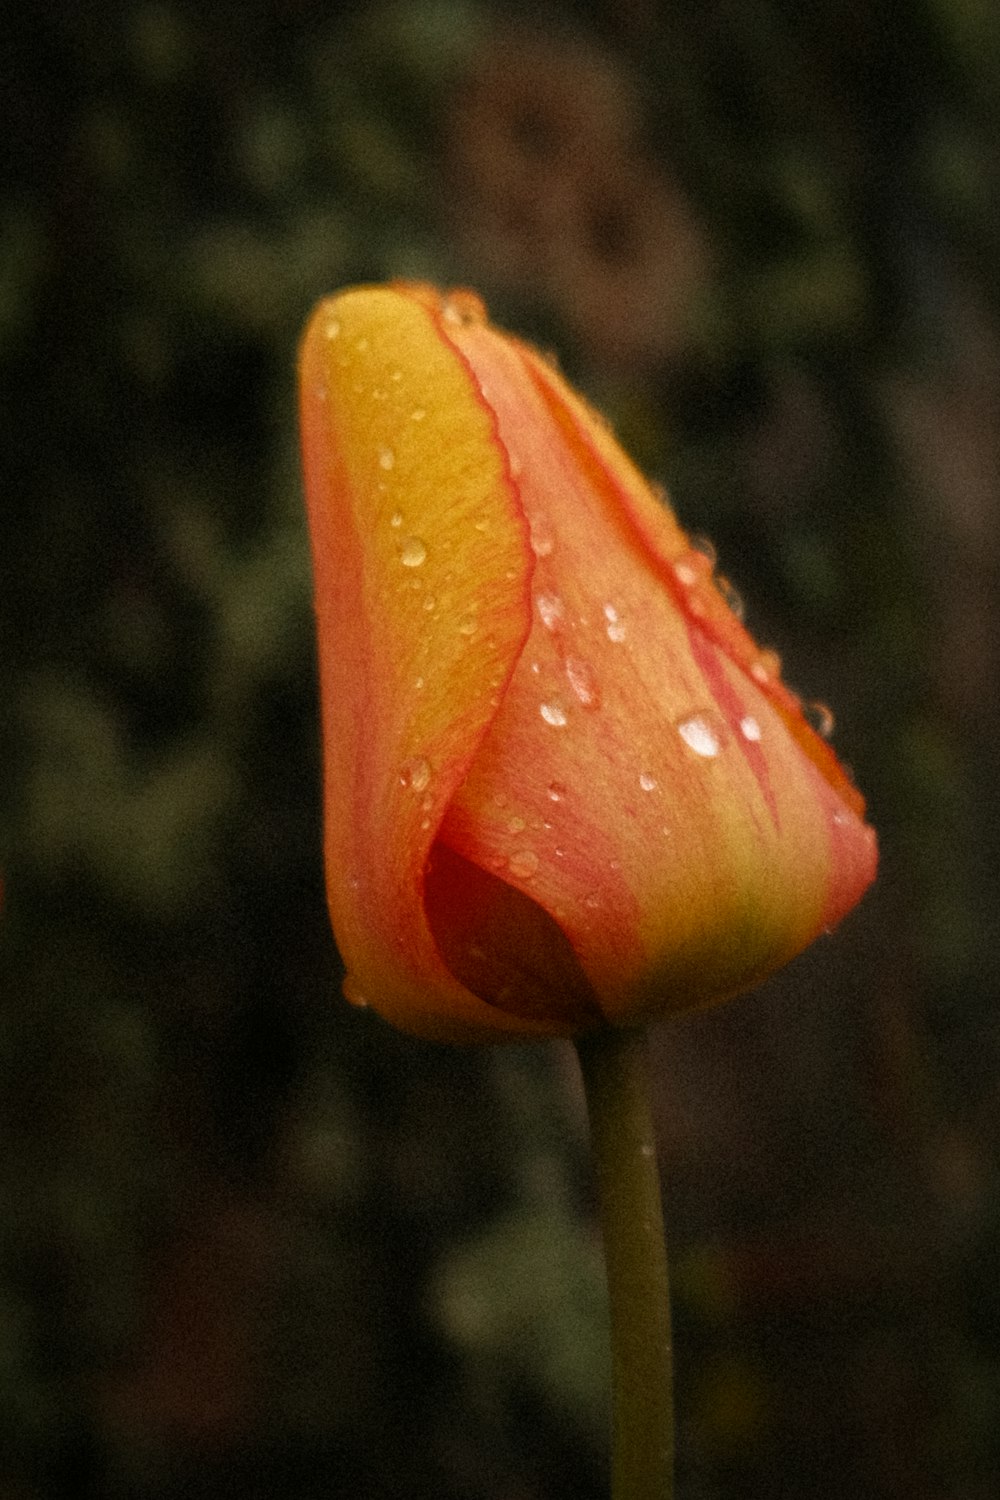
xmin=436 ymin=304 xmax=877 ymax=1023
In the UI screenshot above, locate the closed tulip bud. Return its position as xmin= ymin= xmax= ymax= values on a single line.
xmin=299 ymin=284 xmax=876 ymax=1043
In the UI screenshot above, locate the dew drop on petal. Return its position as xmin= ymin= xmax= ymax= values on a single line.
xmin=324 ymin=318 xmax=341 ymax=340
xmin=390 ymin=510 xmax=404 ymax=529
xmin=603 ymin=603 xmax=626 ymax=641
xmin=536 ymin=593 xmax=564 ymax=631
xmin=740 ymin=715 xmax=762 ymax=742
xmin=547 ymin=781 xmax=567 ymax=802
xmin=639 ymin=771 xmax=658 ymax=792
xmin=677 ymin=716 xmax=721 ymax=757
xmin=399 ymin=756 xmax=431 ymax=792
xmin=457 ymin=615 xmax=478 ymax=637
xmin=400 ymin=537 xmax=427 ymax=567
xmin=715 ymin=574 xmax=745 ymax=620
xmin=423 ymin=595 xmax=437 ymax=612
xmin=528 ymin=512 xmax=555 ymax=557
xmin=441 ymin=291 xmax=486 ymax=326
xmin=378 ymin=446 xmax=395 ymax=470
xmin=804 ymin=700 xmax=835 ymax=738
xmin=673 ymin=560 xmax=698 ymax=586
xmin=690 ymin=533 xmax=718 ymax=567
xmin=565 ymin=656 xmax=600 ymax=708
xmin=753 ymin=648 xmax=782 ymax=681
xmin=540 ymin=701 xmax=568 ymax=727
xmin=411 ymin=407 xmax=426 ymax=422
xmin=346 ymin=983 xmax=369 ymax=1009
xmin=508 ymin=848 xmax=539 ymax=879
xmin=507 ymin=815 xmax=526 ymax=834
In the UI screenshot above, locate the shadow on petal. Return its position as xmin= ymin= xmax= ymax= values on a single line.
xmin=425 ymin=842 xmax=604 ymax=1031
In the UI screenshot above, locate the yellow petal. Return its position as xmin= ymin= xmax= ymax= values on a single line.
xmin=300 ymin=287 xmax=565 ymax=1039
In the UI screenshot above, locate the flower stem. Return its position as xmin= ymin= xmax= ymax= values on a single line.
xmin=575 ymin=1026 xmax=674 ymax=1500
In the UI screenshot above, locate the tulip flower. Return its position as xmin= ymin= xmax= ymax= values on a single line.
xmin=298 ymin=283 xmax=876 ymax=1045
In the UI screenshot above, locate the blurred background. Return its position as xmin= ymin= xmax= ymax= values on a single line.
xmin=2 ymin=1 xmax=1000 ymax=1496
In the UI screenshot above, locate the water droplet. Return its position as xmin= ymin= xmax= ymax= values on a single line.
xmin=540 ymin=701 xmax=568 ymax=727
xmin=390 ymin=369 xmax=402 ymax=382
xmin=584 ymin=893 xmax=601 ymax=910
xmin=554 ymin=846 xmax=566 ymax=859
xmin=677 ymin=716 xmax=721 ymax=758
xmin=390 ymin=510 xmax=403 ymax=528
xmin=423 ymin=595 xmax=437 ymax=612
xmin=740 ymin=715 xmax=762 ymax=742
xmin=715 ymin=574 xmax=745 ymax=620
xmin=528 ymin=512 xmax=554 ymax=556
xmin=474 ymin=516 xmax=489 ymax=532
xmin=804 ymin=700 xmax=835 ymax=738
xmin=324 ymin=318 xmax=341 ymax=340
xmin=565 ymin=656 xmax=600 ymax=708
xmin=411 ymin=407 xmax=426 ymax=422
xmin=400 ymin=537 xmax=427 ymax=568
xmin=603 ymin=603 xmax=627 ymax=641
xmin=547 ymin=782 xmax=567 ymax=802
xmin=673 ymin=560 xmax=698 ymax=586
xmin=690 ymin=533 xmax=718 ymax=567
xmin=832 ymin=809 xmax=850 ymax=827
xmin=507 ymin=815 xmax=526 ymax=834
xmin=536 ymin=593 xmax=564 ymax=631
xmin=458 ymin=615 xmax=478 ymax=637
xmin=413 ymin=675 xmax=425 ymax=690
xmin=378 ymin=445 xmax=395 ymax=470
xmin=639 ymin=772 xmax=658 ymax=792
xmin=399 ymin=756 xmax=431 ymax=792
xmin=753 ymin=648 xmax=782 ymax=681
xmin=508 ymin=848 xmax=539 ymax=879
xmin=441 ymin=291 xmax=486 ymax=326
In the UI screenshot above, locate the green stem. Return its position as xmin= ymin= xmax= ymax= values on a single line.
xmin=575 ymin=1026 xmax=674 ymax=1500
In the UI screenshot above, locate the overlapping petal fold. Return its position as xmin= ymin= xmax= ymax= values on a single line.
xmin=300 ymin=284 xmax=877 ymax=1041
